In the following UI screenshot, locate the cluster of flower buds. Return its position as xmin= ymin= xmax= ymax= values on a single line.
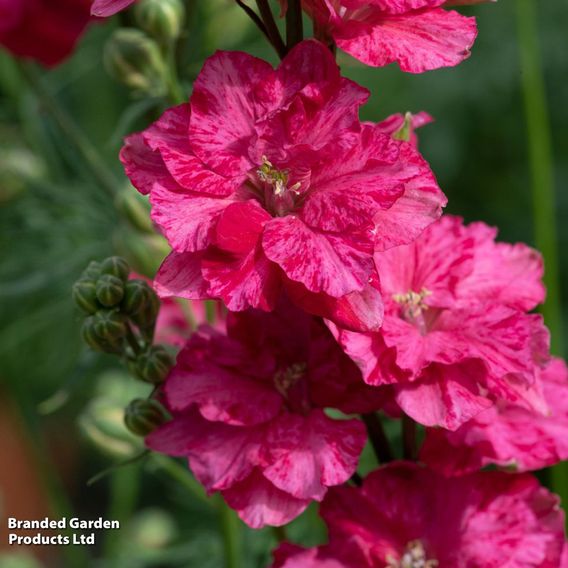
xmin=73 ymin=256 xmax=173 ymax=437
xmin=103 ymin=0 xmax=184 ymax=97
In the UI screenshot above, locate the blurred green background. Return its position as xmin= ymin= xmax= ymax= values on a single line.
xmin=0 ymin=0 xmax=566 ymax=566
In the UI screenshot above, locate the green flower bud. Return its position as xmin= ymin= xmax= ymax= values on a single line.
xmin=133 ymin=345 xmax=174 ymax=384
xmin=115 ymin=187 xmax=154 ymax=233
xmin=96 ymin=274 xmax=125 ymax=307
xmin=93 ymin=310 xmax=127 ymax=341
xmin=82 ymin=316 xmax=123 ymax=353
xmin=124 ymin=398 xmax=169 ymax=436
xmin=82 ymin=261 xmax=102 ymax=281
xmin=134 ymin=0 xmax=185 ymax=43
xmin=121 ymin=279 xmax=154 ymax=315
xmin=72 ymin=279 xmax=99 ymax=314
xmin=392 ymin=112 xmax=413 ymax=142
xmin=129 ymin=288 xmax=160 ymax=334
xmin=101 ymin=256 xmax=130 ymax=282
xmin=104 ymin=28 xmax=167 ymax=96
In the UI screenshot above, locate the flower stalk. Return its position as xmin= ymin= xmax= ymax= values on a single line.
xmin=362 ymin=413 xmax=394 ymax=464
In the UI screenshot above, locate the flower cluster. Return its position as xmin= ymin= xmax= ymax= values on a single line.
xmin=12 ymin=0 xmax=564 ymax=563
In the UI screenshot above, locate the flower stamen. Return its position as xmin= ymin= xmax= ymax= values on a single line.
xmin=386 ymin=540 xmax=438 ymax=568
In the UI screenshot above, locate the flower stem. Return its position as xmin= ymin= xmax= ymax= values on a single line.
xmin=255 ymin=0 xmax=287 ymax=59
xmin=515 ymin=0 xmax=563 ymax=354
xmin=515 ymin=0 xmax=566 ymax=512
xmin=362 ymin=413 xmax=393 ymax=464
xmin=18 ymin=62 xmax=119 ymax=198
xmin=217 ymin=499 xmax=242 ymax=568
xmin=286 ymin=0 xmax=304 ymax=50
xmin=402 ymin=415 xmax=417 ymax=461
xmin=235 ymin=0 xmax=271 ymax=44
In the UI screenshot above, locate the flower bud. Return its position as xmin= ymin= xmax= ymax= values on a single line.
xmin=104 ymin=29 xmax=167 ymax=96
xmin=96 ymin=274 xmax=125 ymax=307
xmin=133 ymin=345 xmax=174 ymax=384
xmin=129 ymin=289 xmax=160 ymax=333
xmin=82 ymin=316 xmax=123 ymax=353
xmin=134 ymin=0 xmax=185 ymax=44
xmin=115 ymin=187 xmax=154 ymax=234
xmin=82 ymin=261 xmax=102 ymax=281
xmin=100 ymin=256 xmax=130 ymax=283
xmin=122 ymin=279 xmax=155 ymax=315
xmin=393 ymin=112 xmax=413 ymax=142
xmin=72 ymin=279 xmax=99 ymax=314
xmin=93 ymin=310 xmax=127 ymax=341
xmin=124 ymin=398 xmax=169 ymax=436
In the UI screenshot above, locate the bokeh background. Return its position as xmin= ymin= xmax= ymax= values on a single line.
xmin=0 ymin=0 xmax=566 ymax=566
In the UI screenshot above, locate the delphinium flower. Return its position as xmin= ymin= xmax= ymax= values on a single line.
xmin=421 ymin=357 xmax=568 ymax=475
xmin=330 ymin=215 xmax=550 ymax=430
xmin=120 ymin=40 xmax=446 ymax=331
xmin=287 ymin=0 xmax=481 ymax=73
xmin=272 ymin=462 xmax=566 ymax=567
xmin=0 ymin=0 xmax=92 ymax=66
xmin=91 ymin=0 xmax=136 ymax=16
xmin=145 ymin=299 xmax=384 ymax=528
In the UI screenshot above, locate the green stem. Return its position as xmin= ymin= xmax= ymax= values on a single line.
xmin=18 ymin=63 xmax=119 ymax=198
xmin=516 ymin=0 xmax=563 ymax=354
xmin=362 ymin=413 xmax=393 ymax=464
xmin=255 ymin=0 xmax=287 ymax=59
xmin=516 ymin=0 xmax=567 ymax=512
xmin=402 ymin=415 xmax=417 ymax=461
xmin=150 ymin=453 xmax=211 ymax=506
xmin=218 ymin=500 xmax=242 ymax=568
xmin=164 ymin=40 xmax=185 ymax=105
xmin=286 ymin=0 xmax=304 ymax=50
xmin=103 ymin=464 xmax=141 ymax=562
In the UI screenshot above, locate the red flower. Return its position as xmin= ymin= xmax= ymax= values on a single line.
xmin=297 ymin=0 xmax=479 ymax=73
xmin=120 ymin=40 xmax=445 ymax=330
xmin=91 ymin=0 xmax=135 ymax=16
xmin=146 ymin=300 xmax=380 ymax=528
xmin=0 ymin=0 xmax=91 ymax=67
xmin=421 ymin=358 xmax=568 ymax=475
xmin=273 ymin=463 xmax=566 ymax=567
xmin=330 ymin=216 xmax=549 ymax=430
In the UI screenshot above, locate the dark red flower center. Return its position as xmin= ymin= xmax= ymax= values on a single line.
xmin=273 ymin=362 xmax=311 ymax=414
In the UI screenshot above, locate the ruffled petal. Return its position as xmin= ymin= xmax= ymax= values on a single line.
xmin=154 ymin=251 xmax=210 ymax=299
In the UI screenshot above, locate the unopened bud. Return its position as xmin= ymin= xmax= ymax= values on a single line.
xmin=96 ymin=274 xmax=125 ymax=307
xmin=134 ymin=0 xmax=185 ymax=43
xmin=122 ymin=279 xmax=154 ymax=315
xmin=393 ymin=112 xmax=413 ymax=142
xmin=130 ymin=290 xmax=160 ymax=340
xmin=82 ymin=261 xmax=102 ymax=281
xmin=115 ymin=187 xmax=154 ymax=233
xmin=124 ymin=398 xmax=169 ymax=436
xmin=72 ymin=279 xmax=99 ymax=314
xmin=94 ymin=310 xmax=127 ymax=341
xmin=104 ymin=29 xmax=167 ymax=96
xmin=82 ymin=316 xmax=123 ymax=353
xmin=101 ymin=256 xmax=130 ymax=282
xmin=133 ymin=345 xmax=173 ymax=384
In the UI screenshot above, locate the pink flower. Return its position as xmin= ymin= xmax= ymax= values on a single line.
xmin=91 ymin=0 xmax=135 ymax=16
xmin=273 ymin=462 xmax=566 ymax=567
xmin=330 ymin=216 xmax=549 ymax=430
xmin=421 ymin=358 xmax=568 ymax=475
xmin=146 ymin=300 xmax=380 ymax=528
xmin=298 ymin=0 xmax=478 ymax=73
xmin=120 ymin=40 xmax=446 ymax=331
xmin=0 ymin=0 xmax=91 ymax=67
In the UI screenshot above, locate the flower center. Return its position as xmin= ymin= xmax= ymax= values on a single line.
xmin=386 ymin=540 xmax=438 ymax=568
xmin=256 ymin=156 xmax=301 ymax=217
xmin=273 ymin=362 xmax=310 ymax=414
xmin=392 ymin=288 xmax=431 ymax=335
